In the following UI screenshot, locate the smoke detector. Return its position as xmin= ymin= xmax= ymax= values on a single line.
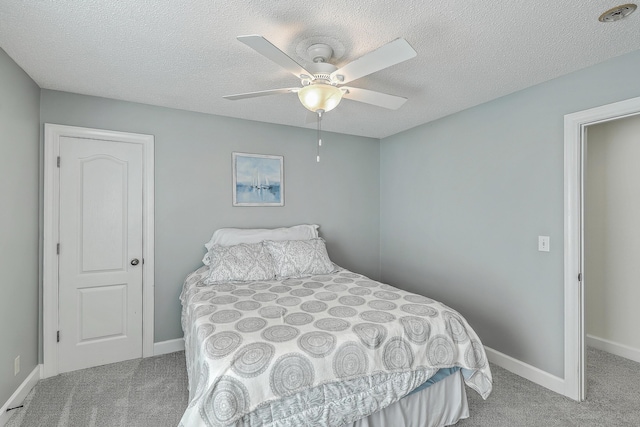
xmin=599 ymin=4 xmax=637 ymax=22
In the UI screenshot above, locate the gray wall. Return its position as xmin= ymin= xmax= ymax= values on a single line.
xmin=0 ymin=49 xmax=40 ymax=405
xmin=40 ymin=90 xmax=380 ymax=343
xmin=380 ymin=49 xmax=640 ymax=377
xmin=585 ymin=116 xmax=640 ymax=352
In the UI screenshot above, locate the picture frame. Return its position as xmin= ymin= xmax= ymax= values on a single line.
xmin=232 ymin=152 xmax=284 ymax=207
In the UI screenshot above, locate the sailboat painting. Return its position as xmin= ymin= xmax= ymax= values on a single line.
xmin=233 ymin=152 xmax=284 ymax=206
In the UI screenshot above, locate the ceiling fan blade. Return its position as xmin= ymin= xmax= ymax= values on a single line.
xmin=331 ymin=38 xmax=417 ymax=84
xmin=341 ymin=87 xmax=408 ymax=110
xmin=238 ymin=35 xmax=314 ymax=79
xmin=223 ymin=88 xmax=299 ymax=100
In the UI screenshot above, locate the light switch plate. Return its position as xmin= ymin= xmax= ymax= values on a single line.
xmin=538 ymin=236 xmax=550 ymax=252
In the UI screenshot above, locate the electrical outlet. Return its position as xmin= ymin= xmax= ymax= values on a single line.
xmin=14 ymin=355 xmax=20 ymax=376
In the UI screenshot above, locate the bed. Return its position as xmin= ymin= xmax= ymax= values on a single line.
xmin=179 ymin=226 xmax=492 ymax=426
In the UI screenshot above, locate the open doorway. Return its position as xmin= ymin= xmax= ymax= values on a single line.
xmin=563 ymin=96 xmax=640 ymax=401
xmin=584 ymin=116 xmax=640 ymax=365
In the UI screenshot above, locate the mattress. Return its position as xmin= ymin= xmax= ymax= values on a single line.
xmin=179 ymin=266 xmax=492 ymax=426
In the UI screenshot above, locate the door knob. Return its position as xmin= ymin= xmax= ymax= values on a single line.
xmin=131 ymin=258 xmax=140 ymax=266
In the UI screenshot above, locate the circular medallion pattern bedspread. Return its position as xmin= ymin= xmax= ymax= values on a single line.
xmin=179 ymin=266 xmax=493 ymax=427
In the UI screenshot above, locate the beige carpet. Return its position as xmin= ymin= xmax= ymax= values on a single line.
xmin=459 ymin=347 xmax=640 ymax=426
xmin=6 ymin=352 xmax=188 ymax=427
xmin=6 ymin=347 xmax=640 ymax=426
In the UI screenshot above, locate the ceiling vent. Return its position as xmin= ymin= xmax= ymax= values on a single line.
xmin=599 ymin=4 xmax=637 ymax=22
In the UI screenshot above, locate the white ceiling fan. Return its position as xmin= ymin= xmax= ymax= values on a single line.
xmin=223 ymin=35 xmax=417 ymax=114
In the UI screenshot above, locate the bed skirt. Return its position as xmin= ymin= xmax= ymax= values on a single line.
xmin=352 ymin=370 xmax=469 ymax=427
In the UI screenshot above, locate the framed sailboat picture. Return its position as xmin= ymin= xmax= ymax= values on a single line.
xmin=232 ymin=152 xmax=284 ymax=206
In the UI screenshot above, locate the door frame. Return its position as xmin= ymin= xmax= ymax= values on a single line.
xmin=563 ymin=96 xmax=640 ymax=401
xmin=43 ymin=123 xmax=155 ymax=378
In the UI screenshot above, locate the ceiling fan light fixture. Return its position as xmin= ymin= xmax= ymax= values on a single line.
xmin=297 ymin=83 xmax=343 ymax=112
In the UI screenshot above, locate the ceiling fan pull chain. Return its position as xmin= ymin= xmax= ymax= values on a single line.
xmin=316 ymin=110 xmax=323 ymax=162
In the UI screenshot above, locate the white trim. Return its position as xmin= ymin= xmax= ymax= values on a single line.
xmin=563 ymin=111 xmax=584 ymax=401
xmin=484 ymin=346 xmax=565 ymax=396
xmin=586 ymin=335 xmax=640 ymax=364
xmin=42 ymin=124 xmax=60 ymax=379
xmin=43 ymin=124 xmax=155 ymax=378
xmin=563 ymin=96 xmax=640 ymax=402
xmin=142 ymin=136 xmax=155 ymax=359
xmin=153 ymin=338 xmax=185 ymax=356
xmin=0 ymin=365 xmax=41 ymax=427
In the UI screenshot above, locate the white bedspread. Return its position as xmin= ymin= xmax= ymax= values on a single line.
xmin=179 ymin=266 xmax=492 ymax=426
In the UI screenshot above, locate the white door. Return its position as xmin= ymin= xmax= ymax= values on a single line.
xmin=58 ymin=136 xmax=144 ymax=373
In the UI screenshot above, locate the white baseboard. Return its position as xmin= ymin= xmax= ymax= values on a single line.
xmin=484 ymin=346 xmax=566 ymax=396
xmin=0 ymin=365 xmax=41 ymax=427
xmin=153 ymin=338 xmax=185 ymax=356
xmin=587 ymin=334 xmax=640 ymax=364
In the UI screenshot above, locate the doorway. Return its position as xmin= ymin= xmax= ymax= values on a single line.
xmin=584 ymin=117 xmax=640 ymax=364
xmin=563 ymin=96 xmax=640 ymax=401
xmin=43 ymin=124 xmax=155 ymax=378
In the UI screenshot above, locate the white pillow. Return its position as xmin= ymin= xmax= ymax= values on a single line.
xmin=203 ymin=243 xmax=276 ymax=284
xmin=264 ymin=238 xmax=334 ymax=279
xmin=204 ymin=224 xmax=319 ymax=250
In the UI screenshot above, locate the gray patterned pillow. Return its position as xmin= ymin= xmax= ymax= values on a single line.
xmin=264 ymin=238 xmax=335 ymax=279
xmin=203 ymin=243 xmax=276 ymax=284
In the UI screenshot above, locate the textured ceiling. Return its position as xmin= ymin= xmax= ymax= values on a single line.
xmin=1 ymin=1 xmax=639 ymax=138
